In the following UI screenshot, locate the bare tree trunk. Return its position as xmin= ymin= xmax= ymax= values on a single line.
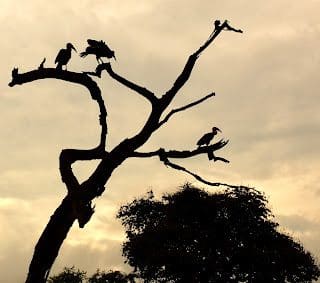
xmin=25 ymin=196 xmax=76 ymax=283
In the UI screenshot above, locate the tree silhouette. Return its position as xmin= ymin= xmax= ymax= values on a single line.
xmin=88 ymin=270 xmax=136 ymax=283
xmin=9 ymin=21 xmax=242 ymax=282
xmin=48 ymin=266 xmax=86 ymax=283
xmin=117 ymin=184 xmax=320 ymax=283
xmin=48 ymin=268 xmax=136 ymax=283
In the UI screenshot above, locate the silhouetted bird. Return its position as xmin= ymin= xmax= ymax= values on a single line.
xmin=197 ymin=127 xmax=221 ymax=147
xmin=214 ymin=20 xmax=221 ymax=31
xmin=80 ymin=39 xmax=116 ymax=63
xmin=55 ymin=43 xmax=77 ymax=70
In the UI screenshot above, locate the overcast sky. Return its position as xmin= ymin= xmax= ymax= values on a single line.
xmin=1 ymin=1 xmax=320 ymax=282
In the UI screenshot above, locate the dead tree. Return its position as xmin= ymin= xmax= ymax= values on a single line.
xmin=9 ymin=20 xmax=242 ymax=283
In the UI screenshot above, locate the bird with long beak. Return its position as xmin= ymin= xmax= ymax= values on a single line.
xmin=55 ymin=43 xmax=77 ymax=70
xmin=197 ymin=127 xmax=222 ymax=148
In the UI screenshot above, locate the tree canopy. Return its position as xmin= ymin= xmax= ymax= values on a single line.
xmin=48 ymin=267 xmax=136 ymax=283
xmin=48 ymin=267 xmax=86 ymax=283
xmin=117 ymin=184 xmax=320 ymax=283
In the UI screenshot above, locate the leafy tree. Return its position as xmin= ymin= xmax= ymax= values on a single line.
xmin=48 ymin=266 xmax=86 ymax=283
xmin=49 ymin=268 xmax=136 ymax=283
xmin=118 ymin=184 xmax=320 ymax=283
xmin=88 ymin=270 xmax=137 ymax=283
xmin=9 ymin=20 xmax=243 ymax=282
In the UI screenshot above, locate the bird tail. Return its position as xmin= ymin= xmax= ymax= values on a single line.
xmin=80 ymin=52 xmax=88 ymax=58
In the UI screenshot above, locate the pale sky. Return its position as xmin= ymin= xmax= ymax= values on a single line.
xmin=1 ymin=1 xmax=320 ymax=282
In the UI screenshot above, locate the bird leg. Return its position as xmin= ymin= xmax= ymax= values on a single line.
xmin=96 ymin=56 xmax=104 ymax=64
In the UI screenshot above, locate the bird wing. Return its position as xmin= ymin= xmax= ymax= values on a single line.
xmin=55 ymin=49 xmax=64 ymax=64
xmin=197 ymin=133 xmax=212 ymax=146
xmin=87 ymin=39 xmax=113 ymax=53
xmin=87 ymin=39 xmax=104 ymax=47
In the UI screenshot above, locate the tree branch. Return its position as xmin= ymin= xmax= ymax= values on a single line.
xmin=59 ymin=148 xmax=108 ymax=192
xmin=9 ymin=67 xmax=108 ymax=192
xmin=163 ymin=159 xmax=239 ymax=189
xmin=160 ymin=20 xmax=242 ymax=109
xmin=84 ymin=63 xmax=158 ymax=105
xmin=130 ymin=139 xmax=229 ymax=160
xmin=157 ymin=92 xmax=215 ymax=128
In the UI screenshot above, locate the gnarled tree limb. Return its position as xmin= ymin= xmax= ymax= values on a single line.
xmin=9 ymin=68 xmax=108 ymax=192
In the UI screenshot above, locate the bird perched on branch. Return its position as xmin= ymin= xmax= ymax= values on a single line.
xmin=214 ymin=20 xmax=221 ymax=31
xmin=197 ymin=127 xmax=221 ymax=147
xmin=80 ymin=39 xmax=116 ymax=63
xmin=55 ymin=43 xmax=77 ymax=70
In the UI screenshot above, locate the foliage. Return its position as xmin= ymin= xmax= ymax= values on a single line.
xmin=88 ymin=270 xmax=136 ymax=283
xmin=117 ymin=184 xmax=320 ymax=283
xmin=48 ymin=268 xmax=136 ymax=283
xmin=47 ymin=266 xmax=86 ymax=283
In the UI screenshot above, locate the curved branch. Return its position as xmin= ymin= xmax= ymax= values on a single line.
xmin=157 ymin=92 xmax=215 ymax=128
xmin=85 ymin=63 xmax=158 ymax=105
xmin=59 ymin=148 xmax=108 ymax=192
xmin=163 ymin=159 xmax=239 ymax=189
xmin=9 ymin=67 xmax=108 ymax=191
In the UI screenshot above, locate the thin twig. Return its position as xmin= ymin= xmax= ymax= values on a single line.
xmin=164 ymin=159 xmax=239 ymax=189
xmin=158 ymin=92 xmax=215 ymax=128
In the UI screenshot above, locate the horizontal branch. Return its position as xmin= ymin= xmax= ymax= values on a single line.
xmin=130 ymin=139 xmax=229 ymax=160
xmin=157 ymin=92 xmax=215 ymax=128
xmin=85 ymin=63 xmax=158 ymax=104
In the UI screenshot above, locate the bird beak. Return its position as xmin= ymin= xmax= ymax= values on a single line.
xmin=71 ymin=44 xmax=77 ymax=52
xmin=113 ymin=54 xmax=117 ymax=61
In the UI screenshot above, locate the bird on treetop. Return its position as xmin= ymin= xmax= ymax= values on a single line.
xmin=80 ymin=39 xmax=116 ymax=63
xmin=55 ymin=43 xmax=77 ymax=71
xmin=214 ymin=20 xmax=221 ymax=31
xmin=197 ymin=127 xmax=221 ymax=147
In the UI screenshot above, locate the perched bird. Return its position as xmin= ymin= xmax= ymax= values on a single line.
xmin=197 ymin=127 xmax=221 ymax=147
xmin=55 ymin=43 xmax=77 ymax=70
xmin=214 ymin=20 xmax=221 ymax=31
xmin=80 ymin=39 xmax=116 ymax=63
